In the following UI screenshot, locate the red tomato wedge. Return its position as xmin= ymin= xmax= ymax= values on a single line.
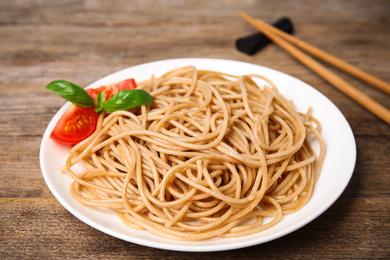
xmin=50 ymin=78 xmax=137 ymax=145
xmin=86 ymin=78 xmax=137 ymax=101
xmin=50 ymin=105 xmax=98 ymax=145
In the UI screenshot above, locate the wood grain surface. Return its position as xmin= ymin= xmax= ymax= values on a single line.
xmin=1 ymin=0 xmax=389 ymax=259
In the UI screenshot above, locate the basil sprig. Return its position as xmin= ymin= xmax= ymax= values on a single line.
xmin=46 ymin=80 xmax=154 ymax=113
xmin=46 ymin=80 xmax=96 ymax=108
xmin=95 ymin=91 xmax=106 ymax=113
xmin=103 ymin=89 xmax=154 ymax=113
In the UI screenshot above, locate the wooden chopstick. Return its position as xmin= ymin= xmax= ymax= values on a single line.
xmin=239 ymin=12 xmax=390 ymax=96
xmin=239 ymin=11 xmax=390 ymax=125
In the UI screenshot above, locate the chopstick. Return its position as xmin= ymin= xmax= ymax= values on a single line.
xmin=239 ymin=12 xmax=390 ymax=96
xmin=239 ymin=12 xmax=390 ymax=125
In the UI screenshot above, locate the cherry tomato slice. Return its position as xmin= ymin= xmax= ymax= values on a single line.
xmin=50 ymin=78 xmax=136 ymax=145
xmin=50 ymin=105 xmax=98 ymax=145
xmin=86 ymin=78 xmax=137 ymax=101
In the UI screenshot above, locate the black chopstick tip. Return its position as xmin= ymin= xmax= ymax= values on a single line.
xmin=236 ymin=17 xmax=294 ymax=55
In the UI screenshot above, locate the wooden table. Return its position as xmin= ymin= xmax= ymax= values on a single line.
xmin=1 ymin=0 xmax=389 ymax=258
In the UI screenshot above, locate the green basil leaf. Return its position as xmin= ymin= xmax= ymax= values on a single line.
xmin=46 ymin=80 xmax=95 ymax=108
xmin=94 ymin=91 xmax=106 ymax=113
xmin=103 ymin=89 xmax=154 ymax=113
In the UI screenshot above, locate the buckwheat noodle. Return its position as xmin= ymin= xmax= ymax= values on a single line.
xmin=63 ymin=66 xmax=325 ymax=241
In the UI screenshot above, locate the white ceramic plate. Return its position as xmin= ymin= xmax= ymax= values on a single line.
xmin=40 ymin=58 xmax=356 ymax=252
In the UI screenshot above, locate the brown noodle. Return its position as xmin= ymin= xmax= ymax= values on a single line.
xmin=63 ymin=66 xmax=325 ymax=240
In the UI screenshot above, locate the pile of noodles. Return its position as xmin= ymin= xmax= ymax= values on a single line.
xmin=63 ymin=66 xmax=325 ymax=240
